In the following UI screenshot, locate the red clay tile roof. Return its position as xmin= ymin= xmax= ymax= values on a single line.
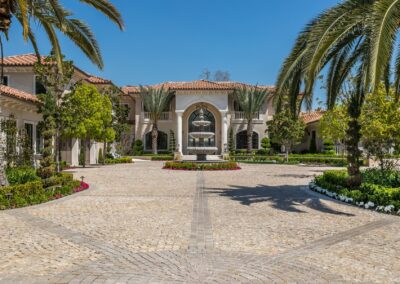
xmin=0 ymin=84 xmax=38 ymax=103
xmin=300 ymin=110 xmax=324 ymax=124
xmin=84 ymin=75 xmax=112 ymax=85
xmin=2 ymin=53 xmax=47 ymax=66
xmin=3 ymin=54 xmax=113 ymax=85
xmin=122 ymin=80 xmax=275 ymax=94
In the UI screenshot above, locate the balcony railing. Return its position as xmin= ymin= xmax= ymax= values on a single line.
xmin=143 ymin=112 xmax=171 ymax=121
xmin=233 ymin=111 xmax=260 ymax=120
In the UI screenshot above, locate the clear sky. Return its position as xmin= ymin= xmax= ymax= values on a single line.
xmin=6 ymin=0 xmax=339 ymax=91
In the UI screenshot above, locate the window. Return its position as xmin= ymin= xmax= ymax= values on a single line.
xmin=236 ymin=131 xmax=259 ymax=150
xmin=36 ymin=126 xmax=43 ymax=154
xmin=233 ymin=101 xmax=243 ymax=112
xmin=24 ymin=123 xmax=34 ymax=150
xmin=145 ymin=131 xmax=168 ymax=150
xmin=35 ymin=76 xmax=46 ymax=95
xmin=1 ymin=75 xmax=9 ymax=86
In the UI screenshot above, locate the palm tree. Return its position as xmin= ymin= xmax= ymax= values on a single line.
xmin=140 ymin=85 xmax=173 ymax=155
xmin=234 ymin=85 xmax=270 ymax=153
xmin=276 ymin=0 xmax=400 ymax=184
xmin=0 ymin=0 xmax=123 ymax=75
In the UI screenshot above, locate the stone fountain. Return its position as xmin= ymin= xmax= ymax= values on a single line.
xmin=186 ymin=108 xmax=218 ymax=161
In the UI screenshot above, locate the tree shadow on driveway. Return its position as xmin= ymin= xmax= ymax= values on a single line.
xmin=206 ymin=184 xmax=354 ymax=216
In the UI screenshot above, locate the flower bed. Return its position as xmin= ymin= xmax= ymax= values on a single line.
xmin=163 ymin=161 xmax=241 ymax=171
xmin=311 ymin=169 xmax=400 ymax=215
xmin=0 ymin=177 xmax=90 ymax=210
xmin=231 ymin=155 xmax=350 ymax=166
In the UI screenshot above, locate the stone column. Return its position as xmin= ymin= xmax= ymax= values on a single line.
xmin=221 ymin=111 xmax=228 ymax=153
xmin=176 ymin=111 xmax=183 ymax=154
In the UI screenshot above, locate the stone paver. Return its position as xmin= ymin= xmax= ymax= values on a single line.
xmin=0 ymin=162 xmax=399 ymax=283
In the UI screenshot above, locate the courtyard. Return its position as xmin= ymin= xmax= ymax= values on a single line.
xmin=0 ymin=162 xmax=399 ymax=283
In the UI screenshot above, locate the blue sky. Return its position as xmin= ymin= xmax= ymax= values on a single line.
xmin=6 ymin=0 xmax=339 ymax=98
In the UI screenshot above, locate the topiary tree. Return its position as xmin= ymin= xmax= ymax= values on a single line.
xmin=309 ymin=135 xmax=317 ymax=154
xmin=98 ymin=148 xmax=104 ymax=164
xmin=36 ymin=118 xmax=56 ymax=179
xmin=228 ymin=127 xmax=235 ymax=153
xmin=323 ymin=139 xmax=335 ymax=155
xmin=133 ymin=139 xmax=144 ymax=156
xmin=169 ymin=130 xmax=176 ymax=153
xmin=261 ymin=137 xmax=271 ymax=151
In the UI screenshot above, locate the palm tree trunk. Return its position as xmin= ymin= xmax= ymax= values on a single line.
xmin=246 ymin=120 xmax=253 ymax=154
xmin=152 ymin=123 xmax=158 ymax=155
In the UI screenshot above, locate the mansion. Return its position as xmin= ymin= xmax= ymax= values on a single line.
xmin=0 ymin=54 xmax=323 ymax=166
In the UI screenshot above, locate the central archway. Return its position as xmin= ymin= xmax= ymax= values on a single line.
xmin=182 ymin=103 xmax=221 ymax=155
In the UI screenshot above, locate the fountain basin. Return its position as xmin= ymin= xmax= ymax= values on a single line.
xmin=192 ymin=120 xmax=212 ymax=127
xmin=189 ymin=132 xmax=215 ymax=139
xmin=187 ymin=146 xmax=218 ymax=161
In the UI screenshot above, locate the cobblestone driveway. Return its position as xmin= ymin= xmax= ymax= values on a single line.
xmin=0 ymin=162 xmax=399 ymax=283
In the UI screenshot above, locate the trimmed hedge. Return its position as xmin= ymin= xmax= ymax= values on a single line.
xmin=231 ymin=154 xmax=350 ymax=166
xmin=163 ymin=161 xmax=240 ymax=171
xmin=151 ymin=156 xmax=174 ymax=161
xmin=314 ymin=169 xmax=400 ymax=213
xmin=105 ymin=157 xmax=133 ymax=164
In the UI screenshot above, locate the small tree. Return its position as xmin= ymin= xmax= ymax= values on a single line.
xmin=169 ymin=130 xmax=176 ymax=153
xmin=267 ymin=110 xmax=305 ymax=162
xmin=61 ymin=84 xmax=113 ymax=168
xmin=234 ymin=86 xmax=270 ymax=153
xmin=319 ymin=105 xmax=348 ymax=155
xmin=133 ymin=140 xmax=144 ymax=156
xmin=360 ymin=85 xmax=400 ymax=171
xmin=261 ymin=137 xmax=271 ymax=151
xmin=323 ymin=139 xmax=335 ymax=155
xmin=98 ymin=148 xmax=104 ymax=164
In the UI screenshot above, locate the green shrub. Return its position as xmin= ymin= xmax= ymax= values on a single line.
xmin=133 ymin=140 xmax=144 ymax=155
xmin=105 ymin=157 xmax=133 ymax=164
xmin=164 ymin=161 xmax=240 ymax=171
xmin=5 ymin=167 xmax=40 ymax=185
xmin=151 ymin=156 xmax=174 ymax=161
xmin=362 ymin=168 xmax=400 ymax=188
xmin=255 ymin=149 xmax=269 ymax=156
xmin=98 ymin=148 xmax=104 ymax=164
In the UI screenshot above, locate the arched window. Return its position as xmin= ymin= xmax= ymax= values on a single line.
xmin=236 ymin=131 xmax=259 ymax=149
xmin=145 ymin=131 xmax=168 ymax=150
xmin=188 ymin=108 xmax=216 ymax=147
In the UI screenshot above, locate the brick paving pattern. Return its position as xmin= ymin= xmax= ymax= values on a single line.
xmin=0 ymin=162 xmax=399 ymax=283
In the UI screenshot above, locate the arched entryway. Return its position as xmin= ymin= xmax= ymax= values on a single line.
xmin=236 ymin=131 xmax=259 ymax=150
xmin=145 ymin=131 xmax=168 ymax=151
xmin=182 ymin=103 xmax=221 ymax=154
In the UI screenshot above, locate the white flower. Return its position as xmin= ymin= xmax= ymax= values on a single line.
xmin=366 ymin=201 xmax=375 ymax=208
xmin=384 ymin=205 xmax=395 ymax=213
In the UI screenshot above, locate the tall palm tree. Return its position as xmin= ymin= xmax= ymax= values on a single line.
xmin=276 ymin=0 xmax=400 ymax=184
xmin=234 ymin=85 xmax=270 ymax=153
xmin=140 ymin=85 xmax=173 ymax=155
xmin=0 ymin=0 xmax=123 ymax=74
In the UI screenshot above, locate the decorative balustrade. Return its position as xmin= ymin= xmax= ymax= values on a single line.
xmin=143 ymin=112 xmax=171 ymax=121
xmin=233 ymin=111 xmax=260 ymax=120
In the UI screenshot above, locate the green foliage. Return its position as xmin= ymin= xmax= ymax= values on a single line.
xmin=234 ymin=86 xmax=270 ymax=152
xmin=1 ymin=115 xmax=18 ymax=167
xmin=140 ymin=86 xmax=173 ymax=154
xmin=133 ymin=139 xmax=144 ymax=156
xmin=267 ymin=109 xmax=305 ymax=161
xmin=61 ymin=84 xmax=114 ymax=167
xmin=79 ymin=146 xmax=85 ymax=166
xmin=228 ymin=127 xmax=235 ymax=153
xmin=17 ymin=128 xmax=34 ymax=167
xmin=314 ymin=169 xmax=400 ymax=212
xmin=98 ymin=148 xmax=104 ymax=164
xmin=360 ymin=85 xmax=400 ymax=170
xmin=319 ymin=105 xmax=348 ymax=145
xmin=309 ymin=134 xmax=317 ymax=154
xmin=105 ymin=157 xmax=133 ymax=164
xmin=151 ymin=156 xmax=174 ymax=161
xmin=5 ymin=167 xmax=40 ymax=185
xmin=261 ymin=137 xmax=271 ymax=151
xmin=231 ymin=155 xmax=348 ymax=166
xmin=164 ymin=161 xmax=240 ymax=171
xmin=323 ymin=139 xmax=335 ymax=155
xmin=169 ymin=130 xmax=176 ymax=153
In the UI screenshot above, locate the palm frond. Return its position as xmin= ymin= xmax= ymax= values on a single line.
xmin=79 ymin=0 xmax=124 ymax=29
